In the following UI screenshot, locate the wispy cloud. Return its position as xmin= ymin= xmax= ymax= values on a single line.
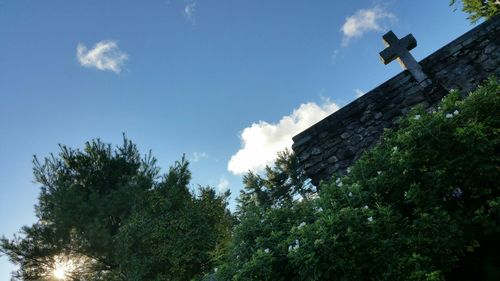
xmin=354 ymin=88 xmax=366 ymax=98
xmin=184 ymin=2 xmax=197 ymax=24
xmin=228 ymin=100 xmax=339 ymax=175
xmin=190 ymin=152 xmax=208 ymax=163
xmin=217 ymin=176 xmax=230 ymax=193
xmin=341 ymin=6 xmax=396 ymax=46
xmin=331 ymin=49 xmax=340 ymax=64
xmin=77 ymin=40 xmax=128 ymax=73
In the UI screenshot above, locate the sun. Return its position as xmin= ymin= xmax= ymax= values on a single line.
xmin=53 ymin=263 xmax=67 ymax=279
xmin=50 ymin=253 xmax=91 ymax=280
xmin=52 ymin=256 xmax=73 ymax=280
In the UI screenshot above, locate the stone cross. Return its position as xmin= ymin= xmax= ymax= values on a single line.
xmin=379 ymin=31 xmax=428 ymax=83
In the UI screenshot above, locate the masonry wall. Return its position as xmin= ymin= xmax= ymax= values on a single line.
xmin=292 ymin=16 xmax=500 ymax=186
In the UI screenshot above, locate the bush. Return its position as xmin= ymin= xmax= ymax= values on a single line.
xmin=217 ymin=78 xmax=500 ymax=280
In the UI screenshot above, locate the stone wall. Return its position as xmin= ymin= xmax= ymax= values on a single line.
xmin=292 ymin=16 xmax=500 ymax=186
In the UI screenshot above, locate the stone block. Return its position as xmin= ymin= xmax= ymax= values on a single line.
xmin=403 ymin=93 xmax=425 ymax=106
xmin=311 ymin=147 xmax=322 ymax=155
xmin=292 ymin=134 xmax=311 ymax=149
xmin=340 ymin=132 xmax=351 ymax=139
xmin=327 ymin=155 xmax=339 ymax=164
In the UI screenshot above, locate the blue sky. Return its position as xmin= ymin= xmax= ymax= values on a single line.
xmin=0 ymin=0 xmax=475 ymax=278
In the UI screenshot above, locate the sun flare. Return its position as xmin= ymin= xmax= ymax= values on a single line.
xmin=53 ymin=264 xmax=66 ymax=279
xmin=52 ymin=256 xmax=73 ymax=280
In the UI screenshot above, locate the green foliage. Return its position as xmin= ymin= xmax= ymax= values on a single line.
xmin=1 ymin=138 xmax=233 ymax=280
xmin=116 ymin=161 xmax=233 ymax=281
xmin=215 ymin=150 xmax=315 ymax=281
xmin=450 ymin=0 xmax=500 ymax=23
xmin=217 ymin=78 xmax=500 ymax=280
xmin=236 ymin=149 xmax=313 ymax=211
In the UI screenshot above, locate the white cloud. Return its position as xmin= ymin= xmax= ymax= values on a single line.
xmin=354 ymin=88 xmax=366 ymax=98
xmin=184 ymin=2 xmax=196 ymax=24
xmin=77 ymin=40 xmax=128 ymax=73
xmin=190 ymin=152 xmax=208 ymax=163
xmin=217 ymin=176 xmax=230 ymax=193
xmin=341 ymin=6 xmax=396 ymax=46
xmin=228 ymin=100 xmax=339 ymax=175
xmin=331 ymin=49 xmax=340 ymax=64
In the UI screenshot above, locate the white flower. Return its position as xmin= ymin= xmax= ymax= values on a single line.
xmin=214 ymin=267 xmax=218 ymax=273
xmin=446 ymin=113 xmax=453 ymax=118
xmin=414 ymin=114 xmax=421 ymax=120
xmin=404 ymin=191 xmax=408 ymax=198
xmin=289 ymin=240 xmax=300 ymax=252
xmin=298 ymin=222 xmax=306 ymax=229
xmin=377 ymin=171 xmax=382 ymax=175
xmin=367 ymin=216 xmax=373 ymax=222
xmin=336 ymin=177 xmax=342 ymax=184
xmin=363 ymin=205 xmax=369 ymax=209
xmin=264 ymin=248 xmax=270 ymax=253
xmin=316 ymin=207 xmax=323 ymax=212
xmin=453 ymin=109 xmax=459 ymax=115
xmin=348 ymin=192 xmax=352 ymax=197
xmin=452 ymin=187 xmax=463 ymax=198
xmin=392 ymin=146 xmax=398 ymax=154
xmin=338 ymin=182 xmax=343 ymax=187
xmin=347 ymin=168 xmax=351 ymax=173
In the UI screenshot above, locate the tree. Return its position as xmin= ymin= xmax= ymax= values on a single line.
xmin=115 ymin=160 xmax=233 ymax=281
xmin=218 ymin=149 xmax=314 ymax=279
xmin=1 ymin=138 xmax=233 ymax=280
xmin=216 ymin=78 xmax=500 ymax=280
xmin=236 ymin=149 xmax=313 ymax=212
xmin=450 ymin=0 xmax=500 ymax=23
xmin=215 ymin=150 xmax=314 ymax=281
